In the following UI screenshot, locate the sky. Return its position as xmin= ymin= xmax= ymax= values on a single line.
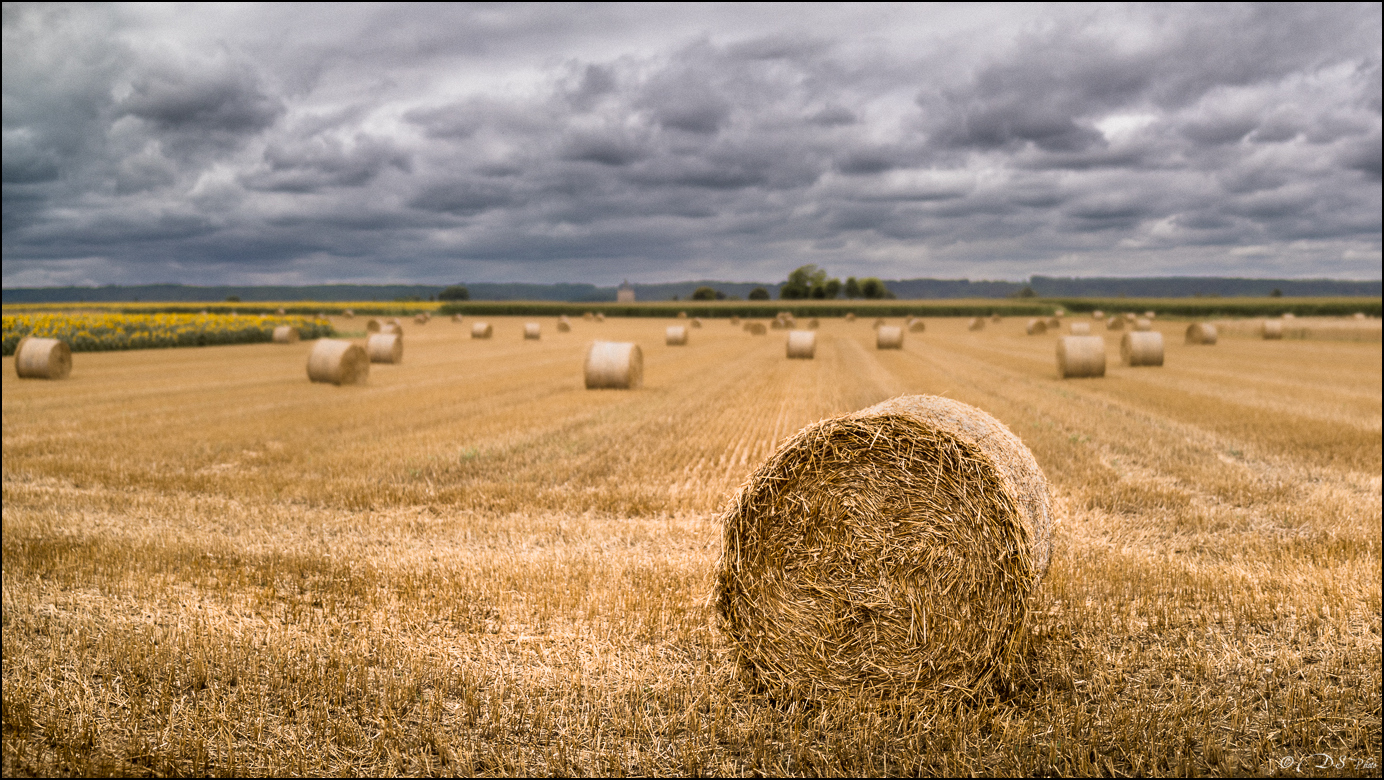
xmin=3 ymin=3 xmax=1380 ymax=288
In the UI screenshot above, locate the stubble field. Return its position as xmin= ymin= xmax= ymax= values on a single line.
xmin=3 ymin=314 xmax=1380 ymax=777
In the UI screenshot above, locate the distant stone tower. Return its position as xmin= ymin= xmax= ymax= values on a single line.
xmin=617 ymin=280 xmax=635 ymax=303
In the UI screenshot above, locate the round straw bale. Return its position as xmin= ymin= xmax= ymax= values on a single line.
xmin=1121 ymin=331 xmax=1164 ymax=367
xmin=471 ymin=322 xmax=493 ymax=339
xmin=1133 ymin=318 xmax=1153 ymax=331
xmin=666 ymin=325 xmax=688 ymax=345
xmin=845 ymin=312 xmax=856 ymax=322
xmin=272 ymin=325 xmax=300 ymax=344
xmin=1056 ymin=336 xmax=1106 ymax=378
xmin=786 ymin=330 xmax=816 ymax=359
xmin=771 ymin=319 xmax=785 ymax=330
xmin=1053 ymin=308 xmax=1065 ymax=317
xmin=343 ymin=309 xmax=355 ymax=318
xmin=1353 ymin=312 xmax=1366 ymax=320
xmin=524 ymin=323 xmax=541 ymax=340
xmin=366 ymin=333 xmax=403 ymax=364
xmin=990 ymin=314 xmax=1002 ymax=323
xmin=876 ymin=325 xmax=904 ymax=349
xmin=745 ymin=322 xmax=767 ymax=335
xmin=1069 ymin=322 xmax=1091 ymax=335
xmin=584 ymin=341 xmax=642 ymax=389
xmin=276 ymin=307 xmax=286 ymax=315
xmin=366 ymin=319 xmax=381 ymax=333
xmin=691 ymin=317 xmax=702 ymax=328
xmin=1262 ymin=319 xmax=1283 ymax=339
xmin=452 ymin=313 xmax=463 ymax=323
xmin=1025 ymin=318 xmax=1047 ymax=335
xmin=1184 ymin=323 xmax=1218 ymax=345
xmin=1105 ymin=317 xmax=1125 ymax=331
xmin=678 ymin=311 xmax=688 ymax=318
xmin=594 ymin=312 xmax=605 ymax=322
xmin=583 ymin=311 xmax=595 ymax=321
xmin=1282 ymin=312 xmax=1295 ymax=320
xmin=908 ymin=318 xmax=926 ymax=333
xmin=1046 ymin=317 xmax=1061 ymax=329
xmin=1092 ymin=310 xmax=1105 ymax=320
xmin=415 ymin=314 xmax=429 ymax=325
xmin=14 ymin=337 xmax=72 ymax=380
xmin=968 ymin=317 xmax=985 ymax=331
xmin=714 ymin=394 xmax=1053 ymax=697
xmin=730 ymin=316 xmax=741 ymax=325
xmin=1143 ymin=310 xmax=1156 ymax=319
xmin=557 ymin=320 xmax=572 ymax=332
xmin=306 ymin=339 xmax=368 ymax=385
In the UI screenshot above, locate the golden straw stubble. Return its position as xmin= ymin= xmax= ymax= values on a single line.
xmin=306 ymin=339 xmax=368 ymax=385
xmin=714 ymin=394 xmax=1053 ymax=698
xmin=584 ymin=341 xmax=642 ymax=389
xmin=13 ymin=337 xmax=72 ymax=380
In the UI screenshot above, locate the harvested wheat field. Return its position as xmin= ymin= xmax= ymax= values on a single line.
xmin=2 ymin=314 xmax=1380 ymax=777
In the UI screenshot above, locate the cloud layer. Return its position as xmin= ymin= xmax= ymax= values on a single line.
xmin=3 ymin=3 xmax=1380 ymax=287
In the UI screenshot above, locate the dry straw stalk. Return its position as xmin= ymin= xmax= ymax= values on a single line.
xmin=306 ymin=339 xmax=368 ymax=385
xmin=1057 ymin=335 xmax=1106 ymax=378
xmin=366 ymin=333 xmax=403 ymax=364
xmin=584 ymin=341 xmax=642 ymax=389
xmin=471 ymin=322 xmax=493 ymax=339
xmin=665 ymin=325 xmax=688 ymax=346
xmin=785 ymin=330 xmax=816 ymax=359
xmin=1121 ymin=331 xmax=1165 ymax=367
xmin=1025 ymin=318 xmax=1047 ymax=335
xmin=14 ymin=337 xmax=72 ymax=380
xmin=714 ymin=394 xmax=1053 ymax=698
xmin=1185 ymin=323 xmax=1218 ymax=345
xmin=272 ymin=325 xmax=299 ymax=344
xmin=876 ymin=325 xmax=904 ymax=349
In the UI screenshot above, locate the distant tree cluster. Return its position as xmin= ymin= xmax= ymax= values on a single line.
xmin=843 ymin=276 xmax=892 ymax=299
xmin=691 ymin=286 xmax=727 ymax=300
xmin=438 ymin=285 xmax=470 ymax=301
xmin=748 ymin=287 xmax=770 ymax=300
xmin=779 ymin=265 xmax=842 ymax=299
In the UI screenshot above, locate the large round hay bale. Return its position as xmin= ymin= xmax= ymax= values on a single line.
xmin=1057 ymin=336 xmax=1106 ymax=378
xmin=1353 ymin=312 xmax=1366 ymax=320
xmin=1105 ymin=317 xmax=1124 ymax=331
xmin=1133 ymin=318 xmax=1153 ymax=331
xmin=1053 ymin=308 xmax=1065 ymax=317
xmin=585 ymin=342 xmax=642 ymax=389
xmin=786 ymin=330 xmax=816 ymax=359
xmin=968 ymin=317 xmax=985 ymax=331
xmin=1121 ymin=331 xmax=1164 ymax=367
xmin=1281 ymin=312 xmax=1295 ymax=320
xmin=366 ymin=333 xmax=403 ymax=364
xmin=366 ymin=319 xmax=382 ymax=333
xmin=714 ymin=394 xmax=1053 ymax=697
xmin=583 ymin=312 xmax=595 ymax=321
xmin=745 ymin=322 xmax=767 ymax=335
xmin=876 ymin=325 xmax=904 ymax=349
xmin=1092 ymin=310 xmax=1105 ymax=321
xmin=1185 ymin=323 xmax=1218 ymax=345
xmin=307 ymin=339 xmax=368 ymax=385
xmin=1262 ymin=319 xmax=1283 ymax=339
xmin=1025 ymin=318 xmax=1047 ymax=335
xmin=524 ymin=323 xmax=541 ymax=340
xmin=1069 ymin=322 xmax=1091 ymax=335
xmin=666 ymin=325 xmax=688 ymax=345
xmin=14 ymin=337 xmax=72 ymax=379
xmin=471 ymin=322 xmax=493 ymax=339
xmin=556 ymin=319 xmax=572 ymax=332
xmin=908 ymin=318 xmax=926 ymax=333
xmin=272 ymin=325 xmax=299 ymax=344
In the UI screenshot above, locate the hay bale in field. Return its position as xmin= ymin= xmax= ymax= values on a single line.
xmin=594 ymin=312 xmax=606 ymax=322
xmin=730 ymin=316 xmax=741 ymax=325
xmin=786 ymin=330 xmax=816 ymax=359
xmin=877 ymin=325 xmax=904 ymax=349
xmin=471 ymin=322 xmax=493 ymax=339
xmin=845 ymin=312 xmax=856 ymax=322
xmin=523 ymin=322 xmax=541 ymax=340
xmin=14 ymin=337 xmax=72 ymax=379
xmin=691 ymin=317 xmax=703 ymax=328
xmin=1105 ymin=317 xmax=1125 ymax=331
xmin=908 ymin=318 xmax=926 ymax=333
xmin=678 ymin=311 xmax=688 ymax=319
xmin=415 ymin=314 xmax=430 ymax=325
xmin=585 ymin=341 xmax=642 ymax=389
xmin=343 ymin=309 xmax=355 ymax=318
xmin=1262 ymin=319 xmax=1283 ymax=339
xmin=1046 ymin=317 xmax=1061 ymax=329
xmin=1053 ymin=308 xmax=1065 ymax=317
xmin=451 ymin=313 xmax=463 ymax=323
xmin=583 ymin=311 xmax=595 ymax=321
xmin=1282 ymin=312 xmax=1295 ymax=320
xmin=1057 ymin=336 xmax=1106 ymax=378
xmin=1092 ymin=310 xmax=1105 ymax=321
xmin=1069 ymin=322 xmax=1091 ymax=335
xmin=714 ymin=393 xmax=1053 ymax=697
xmin=990 ymin=314 xmax=1002 ymax=324
xmin=968 ymin=317 xmax=985 ymax=331
xmin=366 ymin=333 xmax=403 ymax=364
xmin=1353 ymin=312 xmax=1366 ymax=320
xmin=1025 ymin=318 xmax=1047 ymax=335
xmin=272 ymin=325 xmax=299 ymax=344
xmin=666 ymin=325 xmax=688 ymax=345
xmin=307 ymin=339 xmax=368 ymax=385
xmin=745 ymin=322 xmax=767 ymax=335
xmin=1143 ymin=310 xmax=1156 ymax=319
xmin=276 ymin=307 xmax=286 ymax=315
xmin=771 ymin=318 xmax=785 ymax=330
xmin=1185 ymin=323 xmax=1218 ymax=345
xmin=557 ymin=319 xmax=572 ymax=332
xmin=365 ymin=319 xmax=382 ymax=333
xmin=1121 ymin=331 xmax=1164 ymax=367
xmin=1133 ymin=318 xmax=1153 ymax=331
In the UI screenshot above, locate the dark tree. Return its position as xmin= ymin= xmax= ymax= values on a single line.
xmin=748 ymin=287 xmax=770 ymax=300
xmin=439 ymin=285 xmax=470 ymax=301
xmin=843 ymin=277 xmax=861 ymax=299
xmin=691 ymin=286 xmax=720 ymax=300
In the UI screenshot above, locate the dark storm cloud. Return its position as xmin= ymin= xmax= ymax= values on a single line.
xmin=3 ymin=3 xmax=1380 ymax=287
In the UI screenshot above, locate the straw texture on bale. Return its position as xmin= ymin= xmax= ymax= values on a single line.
xmin=666 ymin=325 xmax=688 ymax=346
xmin=306 ymin=339 xmax=368 ymax=385
xmin=1025 ymin=318 xmax=1047 ymax=335
xmin=785 ymin=330 xmax=816 ymax=359
xmin=714 ymin=394 xmax=1053 ymax=697
xmin=1134 ymin=318 xmax=1153 ymax=331
xmin=1262 ymin=319 xmax=1283 ymax=339
xmin=471 ymin=322 xmax=493 ymax=339
xmin=745 ymin=322 xmax=767 ymax=335
xmin=272 ymin=325 xmax=300 ymax=344
xmin=876 ymin=325 xmax=904 ymax=349
xmin=584 ymin=342 xmax=642 ymax=389
xmin=1105 ymin=317 xmax=1125 ymax=331
xmin=908 ymin=318 xmax=926 ymax=333
xmin=1057 ymin=336 xmax=1106 ymax=378
xmin=1069 ymin=322 xmax=1091 ymax=335
xmin=366 ymin=333 xmax=403 ymax=364
xmin=968 ymin=317 xmax=985 ymax=331
xmin=524 ymin=323 xmax=541 ymax=340
xmin=557 ymin=320 xmax=572 ymax=332
xmin=365 ymin=319 xmax=381 ymax=333
xmin=1121 ymin=331 xmax=1164 ymax=367
xmin=14 ymin=337 xmax=72 ymax=380
xmin=1185 ymin=323 xmax=1218 ymax=345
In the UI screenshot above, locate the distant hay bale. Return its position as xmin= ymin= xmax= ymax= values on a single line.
xmin=666 ymin=325 xmax=688 ymax=345
xmin=557 ymin=320 xmax=572 ymax=332
xmin=1105 ymin=317 xmax=1125 ymax=331
xmin=452 ymin=313 xmax=463 ymax=323
xmin=730 ymin=316 xmax=741 ymax=325
xmin=316 ymin=312 xmax=327 ymax=321
xmin=1185 ymin=323 xmax=1218 ymax=345
xmin=908 ymin=318 xmax=926 ymax=333
xmin=845 ymin=312 xmax=856 ymax=322
xmin=14 ymin=337 xmax=72 ymax=380
xmin=1057 ymin=336 xmax=1106 ymax=378
xmin=1121 ymin=331 xmax=1164 ymax=367
xmin=1143 ymin=310 xmax=1156 ymax=319
xmin=1069 ymin=322 xmax=1091 ymax=335
xmin=968 ymin=317 xmax=985 ymax=331
xmin=877 ymin=325 xmax=904 ymax=349
xmin=745 ymin=322 xmax=767 ymax=335
xmin=343 ymin=309 xmax=355 ymax=318
xmin=1046 ymin=317 xmax=1061 ymax=329
xmin=583 ymin=312 xmax=595 ymax=321
xmin=714 ymin=393 xmax=1054 ymax=697
xmin=594 ymin=312 xmax=605 ymax=322
xmin=276 ymin=307 xmax=286 ymax=315
xmin=691 ymin=317 xmax=703 ymax=328
xmin=471 ymin=322 xmax=493 ymax=339
xmin=272 ymin=325 xmax=299 ymax=344
xmin=1282 ymin=312 xmax=1295 ymax=320
xmin=1262 ymin=319 xmax=1283 ymax=339
xmin=786 ymin=330 xmax=816 ymax=359
xmin=990 ymin=314 xmax=1002 ymax=323
xmin=307 ymin=339 xmax=368 ymax=385
xmin=1053 ymin=308 xmax=1065 ymax=317
xmin=524 ymin=323 xmax=541 ymax=340
xmin=366 ymin=333 xmax=403 ymax=364
xmin=1092 ymin=310 xmax=1106 ymax=321
xmin=807 ymin=318 xmax=820 ymax=329
xmin=1025 ymin=318 xmax=1047 ymax=335
xmin=585 ymin=341 xmax=642 ymax=389
xmin=678 ymin=311 xmax=688 ymax=318
xmin=1353 ymin=312 xmax=1367 ymax=320
xmin=366 ymin=319 xmax=381 ymax=333
xmin=414 ymin=314 xmax=429 ymax=325
xmin=1133 ymin=318 xmax=1153 ymax=331
xmin=771 ymin=319 xmax=785 ymax=330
